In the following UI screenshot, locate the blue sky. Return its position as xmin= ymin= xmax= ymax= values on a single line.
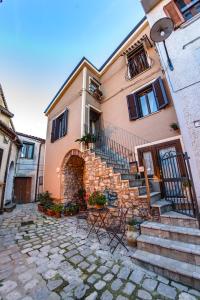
xmin=0 ymin=0 xmax=144 ymax=138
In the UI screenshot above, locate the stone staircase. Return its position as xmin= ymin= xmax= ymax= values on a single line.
xmin=133 ymin=218 xmax=200 ymax=290
xmin=92 ymin=142 xmax=200 ymax=290
xmin=93 ymin=147 xmax=161 ymax=204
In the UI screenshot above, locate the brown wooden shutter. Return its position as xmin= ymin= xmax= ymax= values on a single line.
xmin=63 ymin=109 xmax=68 ymax=136
xmin=153 ymin=77 xmax=169 ymax=110
xmin=0 ymin=148 xmax=3 ymax=169
xmin=51 ymin=119 xmax=56 ymax=143
xmin=164 ymin=0 xmax=185 ymax=28
xmin=126 ymin=94 xmax=139 ymax=121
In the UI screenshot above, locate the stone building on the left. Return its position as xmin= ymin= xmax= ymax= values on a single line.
xmin=0 ymin=85 xmax=21 ymax=213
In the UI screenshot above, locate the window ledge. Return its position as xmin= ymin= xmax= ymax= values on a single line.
xmin=137 ymin=110 xmax=160 ymax=121
xmin=127 ymin=65 xmax=152 ymax=82
xmin=180 ymin=12 xmax=200 ymax=29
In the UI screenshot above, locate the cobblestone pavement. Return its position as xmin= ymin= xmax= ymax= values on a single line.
xmin=0 ymin=204 xmax=200 ymax=300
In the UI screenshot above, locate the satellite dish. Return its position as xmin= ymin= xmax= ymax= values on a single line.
xmin=150 ymin=17 xmax=174 ymax=71
xmin=150 ymin=17 xmax=174 ymax=43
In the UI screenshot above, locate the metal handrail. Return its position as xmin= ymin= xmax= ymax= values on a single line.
xmin=92 ymin=130 xmax=136 ymax=171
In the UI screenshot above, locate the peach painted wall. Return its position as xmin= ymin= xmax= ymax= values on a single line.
xmin=44 ymin=71 xmax=83 ymax=199
xmin=99 ymin=25 xmax=179 ymax=144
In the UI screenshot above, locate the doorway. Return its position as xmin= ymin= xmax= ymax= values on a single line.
xmin=89 ymin=108 xmax=101 ymax=135
xmin=137 ymin=139 xmax=183 ymax=197
xmin=14 ymin=177 xmax=32 ymax=204
xmin=4 ymin=161 xmax=15 ymax=205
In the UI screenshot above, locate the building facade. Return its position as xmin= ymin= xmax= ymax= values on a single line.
xmin=44 ymin=18 xmax=184 ymax=219
xmin=14 ymin=133 xmax=45 ymax=204
xmin=141 ymin=0 xmax=200 ymax=207
xmin=0 ymin=85 xmax=21 ymax=213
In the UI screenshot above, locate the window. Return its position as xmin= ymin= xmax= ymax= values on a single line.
xmin=39 ymin=176 xmax=43 ymax=185
xmin=176 ymin=0 xmax=200 ymax=20
xmin=164 ymin=0 xmax=200 ymax=27
xmin=51 ymin=108 xmax=68 ymax=143
xmin=89 ymin=78 xmax=100 ymax=93
xmin=127 ymin=45 xmax=149 ymax=79
xmin=127 ymin=77 xmax=169 ymax=121
xmin=138 ymin=87 xmax=158 ymax=117
xmin=20 ymin=143 xmax=34 ymax=159
xmin=0 ymin=148 xmax=3 ymax=169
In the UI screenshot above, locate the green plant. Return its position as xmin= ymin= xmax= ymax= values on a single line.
xmin=170 ymin=122 xmax=179 ymax=131
xmin=183 ymin=180 xmax=191 ymax=188
xmin=37 ymin=191 xmax=52 ymax=205
xmin=127 ymin=218 xmax=141 ymax=227
xmin=52 ymin=204 xmax=63 ymax=213
xmin=88 ymin=191 xmax=107 ymax=206
xmin=75 ymin=133 xmax=96 ymax=146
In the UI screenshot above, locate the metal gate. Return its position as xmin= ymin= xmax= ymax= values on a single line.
xmin=160 ymin=151 xmax=199 ymax=219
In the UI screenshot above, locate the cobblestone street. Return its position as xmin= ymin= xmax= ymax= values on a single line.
xmin=0 ymin=204 xmax=200 ymax=300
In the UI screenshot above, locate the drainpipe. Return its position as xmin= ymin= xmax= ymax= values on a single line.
xmin=81 ymin=67 xmax=87 ymax=151
xmin=34 ymin=142 xmax=43 ymax=202
xmin=0 ymin=140 xmax=12 ymax=214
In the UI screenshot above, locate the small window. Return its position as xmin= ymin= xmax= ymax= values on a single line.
xmin=127 ymin=45 xmax=149 ymax=79
xmin=138 ymin=87 xmax=158 ymax=117
xmin=0 ymin=148 xmax=3 ymax=169
xmin=39 ymin=176 xmax=43 ymax=185
xmin=51 ymin=109 xmax=68 ymax=143
xmin=176 ymin=0 xmax=200 ymax=20
xmin=89 ymin=78 xmax=100 ymax=93
xmin=20 ymin=143 xmax=34 ymax=159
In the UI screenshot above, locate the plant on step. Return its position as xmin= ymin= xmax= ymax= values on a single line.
xmin=75 ymin=133 xmax=97 ymax=148
xmin=74 ymin=188 xmax=87 ymax=210
xmin=170 ymin=122 xmax=179 ymax=131
xmin=126 ymin=217 xmax=141 ymax=247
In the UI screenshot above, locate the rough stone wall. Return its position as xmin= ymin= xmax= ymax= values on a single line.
xmin=63 ymin=155 xmax=84 ymax=203
xmin=61 ymin=149 xmax=150 ymax=219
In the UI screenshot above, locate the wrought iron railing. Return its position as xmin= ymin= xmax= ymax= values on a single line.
xmin=91 ymin=130 xmax=136 ymax=171
xmin=101 ymin=120 xmax=149 ymax=151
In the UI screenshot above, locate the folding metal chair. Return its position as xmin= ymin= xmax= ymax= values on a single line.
xmin=105 ymin=206 xmax=129 ymax=253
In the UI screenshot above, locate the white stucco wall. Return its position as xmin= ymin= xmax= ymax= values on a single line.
xmin=144 ymin=1 xmax=200 ymax=205
xmin=15 ymin=135 xmax=45 ymax=202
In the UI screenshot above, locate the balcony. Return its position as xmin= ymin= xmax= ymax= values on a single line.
xmin=89 ymin=85 xmax=103 ymax=101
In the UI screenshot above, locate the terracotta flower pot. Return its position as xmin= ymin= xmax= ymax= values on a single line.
xmin=54 ymin=212 xmax=61 ymax=218
xmin=95 ymin=204 xmax=104 ymax=209
xmin=47 ymin=209 xmax=55 ymax=217
xmin=38 ymin=204 xmax=43 ymax=212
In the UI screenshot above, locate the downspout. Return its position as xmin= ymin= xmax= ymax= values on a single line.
xmin=81 ymin=67 xmax=87 ymax=151
xmin=0 ymin=140 xmax=12 ymax=214
xmin=34 ymin=142 xmax=43 ymax=202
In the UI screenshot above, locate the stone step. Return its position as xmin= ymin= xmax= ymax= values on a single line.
xmin=113 ymin=167 xmax=131 ymax=174
xmin=4 ymin=203 xmax=16 ymax=212
xmin=161 ymin=211 xmax=199 ymax=229
xmin=129 ymin=179 xmax=145 ymax=187
xmin=106 ymin=162 xmax=128 ymax=169
xmin=151 ymin=199 xmax=173 ymax=215
xmin=137 ymin=234 xmax=200 ymax=265
xmin=133 ymin=250 xmax=200 ymax=290
xmin=121 ymin=174 xmax=137 ymax=180
xmin=138 ymin=192 xmax=161 ymax=204
xmin=141 ymin=221 xmax=200 ymax=245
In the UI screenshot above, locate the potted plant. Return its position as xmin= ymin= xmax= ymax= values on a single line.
xmin=37 ymin=191 xmax=52 ymax=213
xmin=52 ymin=204 xmax=63 ymax=218
xmin=126 ymin=218 xmax=141 ymax=247
xmin=64 ymin=203 xmax=79 ymax=216
xmin=75 ymin=133 xmax=96 ymax=149
xmin=88 ymin=191 xmax=107 ymax=209
xmin=170 ymin=122 xmax=179 ymax=131
xmin=95 ymin=193 xmax=107 ymax=209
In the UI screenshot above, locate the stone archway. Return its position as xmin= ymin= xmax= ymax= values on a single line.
xmin=61 ymin=150 xmax=85 ymax=203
